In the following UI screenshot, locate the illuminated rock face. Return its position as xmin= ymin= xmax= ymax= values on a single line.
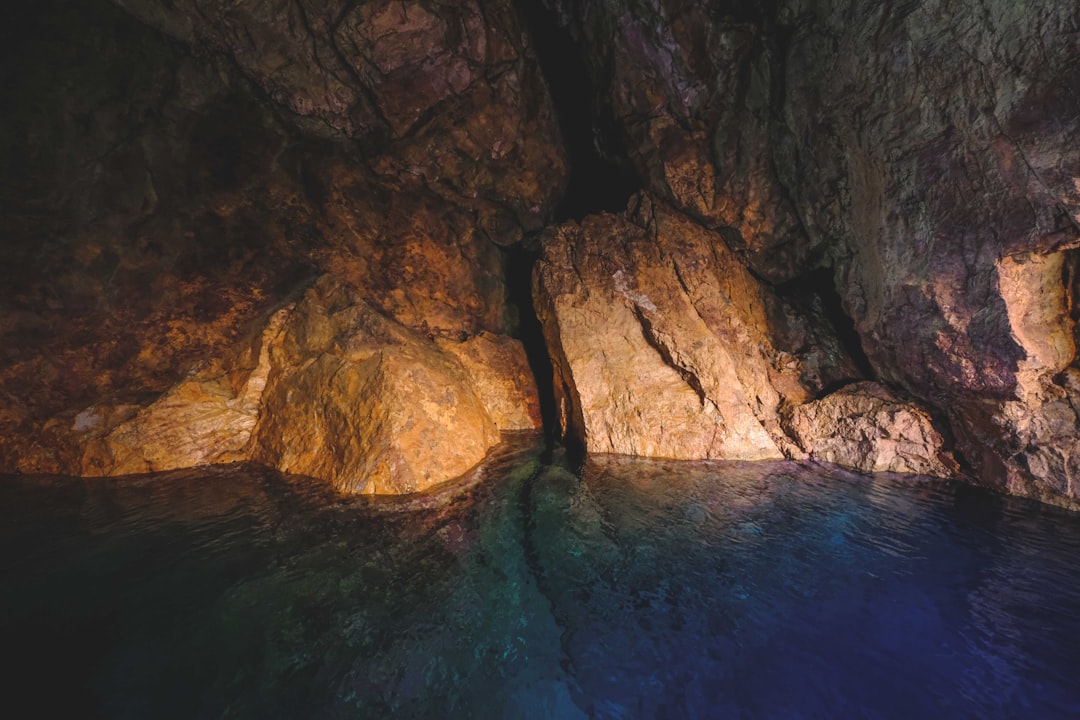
xmin=539 ymin=0 xmax=1080 ymax=507
xmin=249 ymin=278 xmax=523 ymax=494
xmin=0 ymin=0 xmax=551 ymax=492
xmin=40 ymin=277 xmax=537 ymax=493
xmin=534 ymin=195 xmax=954 ymax=473
xmin=3 ymin=0 xmax=1079 ymax=503
xmin=534 ymin=194 xmax=808 ymax=461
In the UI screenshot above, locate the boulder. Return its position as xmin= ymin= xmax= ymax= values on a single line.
xmin=783 ymin=382 xmax=957 ymax=478
xmin=249 ymin=277 xmax=509 ymax=494
xmin=533 ymin=194 xmax=809 ymax=460
xmin=44 ymin=276 xmax=538 ymax=493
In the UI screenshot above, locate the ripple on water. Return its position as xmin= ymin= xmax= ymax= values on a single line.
xmin=1 ymin=437 xmax=1079 ymax=719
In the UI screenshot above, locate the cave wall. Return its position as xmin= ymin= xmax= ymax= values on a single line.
xmin=4 ymin=0 xmax=1080 ymax=506
xmin=776 ymin=0 xmax=1080 ymax=505
xmin=0 ymin=0 xmax=565 ymax=491
xmin=535 ymin=0 xmax=1080 ymax=506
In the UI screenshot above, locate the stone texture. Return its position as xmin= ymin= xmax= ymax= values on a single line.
xmin=250 ymin=277 xmax=508 ymax=494
xmin=534 ymin=193 xmax=810 ymax=460
xmin=112 ymin=0 xmax=568 ymax=243
xmin=545 ymin=0 xmax=1080 ymax=506
xmin=436 ymin=332 xmax=542 ymax=432
xmin=0 ymin=0 xmax=557 ymax=492
xmin=80 ymin=306 xmax=291 ymax=476
xmin=540 ymin=0 xmax=810 ymax=280
xmin=34 ymin=276 xmax=538 ymax=493
xmin=783 ymin=382 xmax=957 ymax=477
xmin=772 ymin=0 xmax=1080 ymax=506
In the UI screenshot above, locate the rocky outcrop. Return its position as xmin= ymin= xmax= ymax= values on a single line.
xmin=34 ymin=277 xmax=538 ymax=493
xmin=783 ymin=382 xmax=956 ymax=478
xmin=6 ymin=0 xmax=1080 ymax=506
xmin=250 ymin=278 xmax=530 ymax=494
xmin=542 ymin=0 xmax=1080 ymax=507
xmin=534 ymin=194 xmax=811 ymax=460
xmin=774 ymin=0 xmax=1080 ymax=506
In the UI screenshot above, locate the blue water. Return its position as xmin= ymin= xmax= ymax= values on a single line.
xmin=2 ymin=436 xmax=1079 ymax=718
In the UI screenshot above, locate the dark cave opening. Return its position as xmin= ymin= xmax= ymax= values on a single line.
xmin=777 ymin=268 xmax=878 ymax=386
xmin=512 ymin=0 xmax=641 ymax=222
xmin=505 ymin=242 xmax=559 ymax=446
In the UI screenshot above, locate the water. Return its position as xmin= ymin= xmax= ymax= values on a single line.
xmin=2 ymin=435 xmax=1079 ymax=719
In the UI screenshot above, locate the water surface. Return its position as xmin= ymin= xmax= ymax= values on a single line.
xmin=2 ymin=437 xmax=1079 ymax=718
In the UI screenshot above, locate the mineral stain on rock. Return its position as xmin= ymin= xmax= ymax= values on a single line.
xmin=2 ymin=0 xmax=1079 ymax=507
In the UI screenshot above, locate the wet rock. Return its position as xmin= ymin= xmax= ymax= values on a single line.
xmin=534 ymin=194 xmax=809 ymax=460
xmin=783 ymin=382 xmax=957 ymax=478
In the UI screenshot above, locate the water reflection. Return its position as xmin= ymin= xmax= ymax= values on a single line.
xmin=1 ymin=437 xmax=1078 ymax=719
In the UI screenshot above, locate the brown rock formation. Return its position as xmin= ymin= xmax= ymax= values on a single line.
xmin=0 ymin=0 xmax=556 ymax=492
xmin=112 ymin=0 xmax=568 ymax=243
xmin=783 ymin=382 xmax=956 ymax=478
xmin=538 ymin=0 xmax=810 ymax=278
xmin=250 ymin=278 xmax=520 ymax=494
xmin=775 ymin=0 xmax=1080 ymax=506
xmin=542 ymin=0 xmax=1080 ymax=507
xmin=534 ymin=194 xmax=809 ymax=460
xmin=41 ymin=276 xmax=537 ymax=493
xmin=5 ymin=0 xmax=1079 ymax=506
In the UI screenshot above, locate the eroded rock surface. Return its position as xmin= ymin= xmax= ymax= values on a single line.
xmin=250 ymin=278 xmax=520 ymax=494
xmin=113 ymin=0 xmax=567 ymax=242
xmin=775 ymin=0 xmax=1080 ymax=506
xmin=543 ymin=0 xmax=1080 ymax=506
xmin=534 ymin=194 xmax=810 ymax=460
xmin=783 ymin=382 xmax=956 ymax=478
xmin=539 ymin=0 xmax=810 ymax=279
xmin=0 ymin=0 xmax=555 ymax=492
xmin=36 ymin=277 xmax=538 ymax=493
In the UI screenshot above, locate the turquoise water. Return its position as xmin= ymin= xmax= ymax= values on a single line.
xmin=2 ymin=436 xmax=1079 ymax=718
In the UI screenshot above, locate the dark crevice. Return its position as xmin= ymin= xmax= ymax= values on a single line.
xmin=512 ymin=0 xmax=640 ymax=222
xmin=505 ymin=242 xmax=558 ymax=447
xmin=777 ymin=267 xmax=878 ymax=381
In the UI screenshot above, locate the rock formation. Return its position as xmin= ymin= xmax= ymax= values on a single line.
xmin=537 ymin=0 xmax=1080 ymax=507
xmin=3 ymin=0 xmax=1079 ymax=506
xmin=782 ymin=382 xmax=956 ymax=478
xmin=534 ymin=193 xmax=953 ymax=475
xmin=0 ymin=0 xmax=553 ymax=492
xmin=534 ymin=194 xmax=807 ymax=460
